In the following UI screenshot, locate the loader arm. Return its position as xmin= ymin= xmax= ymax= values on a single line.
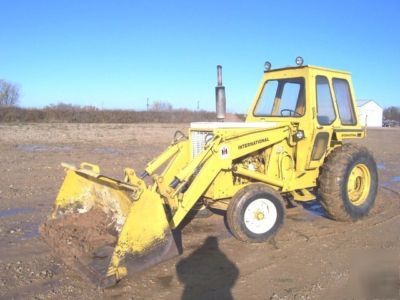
xmin=40 ymin=62 xmax=375 ymax=289
xmin=170 ymin=125 xmax=290 ymax=228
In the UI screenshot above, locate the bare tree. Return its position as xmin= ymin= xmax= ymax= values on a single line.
xmin=0 ymin=79 xmax=20 ymax=107
xmin=383 ymin=106 xmax=400 ymax=121
xmin=150 ymin=101 xmax=173 ymax=111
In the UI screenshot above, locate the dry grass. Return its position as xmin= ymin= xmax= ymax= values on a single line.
xmin=0 ymin=107 xmax=238 ymax=123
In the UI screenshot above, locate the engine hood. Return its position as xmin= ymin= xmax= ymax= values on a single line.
xmin=190 ymin=122 xmax=278 ymax=130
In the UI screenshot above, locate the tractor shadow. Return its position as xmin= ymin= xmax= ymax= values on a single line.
xmin=285 ymin=196 xmax=331 ymax=222
xmin=300 ymin=199 xmax=327 ymax=218
xmin=176 ymin=236 xmax=239 ymax=300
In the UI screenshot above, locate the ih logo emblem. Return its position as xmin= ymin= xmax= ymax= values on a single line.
xmin=220 ymin=145 xmax=229 ymax=159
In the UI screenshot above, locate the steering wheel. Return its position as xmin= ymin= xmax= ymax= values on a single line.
xmin=280 ymin=109 xmax=301 ymax=117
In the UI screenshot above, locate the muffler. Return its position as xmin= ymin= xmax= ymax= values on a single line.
xmin=215 ymin=65 xmax=226 ymax=121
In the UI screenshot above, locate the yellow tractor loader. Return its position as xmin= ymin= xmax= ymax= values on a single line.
xmin=40 ymin=57 xmax=378 ymax=287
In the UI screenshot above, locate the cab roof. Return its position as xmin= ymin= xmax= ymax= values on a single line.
xmin=264 ymin=65 xmax=351 ymax=75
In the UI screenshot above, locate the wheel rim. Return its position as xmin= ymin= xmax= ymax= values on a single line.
xmin=244 ymin=198 xmax=277 ymax=234
xmin=347 ymin=163 xmax=371 ymax=206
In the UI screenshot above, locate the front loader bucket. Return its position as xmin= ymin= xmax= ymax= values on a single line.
xmin=40 ymin=163 xmax=180 ymax=288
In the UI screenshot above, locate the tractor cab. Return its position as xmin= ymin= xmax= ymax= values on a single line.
xmin=245 ymin=59 xmax=366 ymax=171
xmin=247 ymin=59 xmax=363 ymax=134
xmin=41 ymin=58 xmax=377 ymax=288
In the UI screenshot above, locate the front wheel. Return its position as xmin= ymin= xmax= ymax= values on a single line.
xmin=227 ymin=183 xmax=285 ymax=243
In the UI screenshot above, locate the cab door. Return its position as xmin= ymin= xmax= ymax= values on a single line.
xmin=307 ymin=75 xmax=336 ymax=169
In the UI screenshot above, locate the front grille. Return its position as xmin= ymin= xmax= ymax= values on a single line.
xmin=191 ymin=131 xmax=210 ymax=158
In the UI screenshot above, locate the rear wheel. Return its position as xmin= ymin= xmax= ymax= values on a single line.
xmin=227 ymin=183 xmax=285 ymax=243
xmin=318 ymin=144 xmax=378 ymax=221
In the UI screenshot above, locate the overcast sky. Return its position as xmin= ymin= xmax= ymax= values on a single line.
xmin=1 ymin=0 xmax=399 ymax=112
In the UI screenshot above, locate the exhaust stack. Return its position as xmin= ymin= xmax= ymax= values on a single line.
xmin=215 ymin=65 xmax=226 ymax=121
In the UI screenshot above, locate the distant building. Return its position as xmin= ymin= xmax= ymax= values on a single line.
xmin=357 ymin=100 xmax=383 ymax=127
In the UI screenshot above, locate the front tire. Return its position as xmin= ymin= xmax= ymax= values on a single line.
xmin=318 ymin=144 xmax=378 ymax=221
xmin=227 ymin=183 xmax=285 ymax=243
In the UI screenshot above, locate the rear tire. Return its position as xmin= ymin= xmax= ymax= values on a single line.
xmin=227 ymin=183 xmax=285 ymax=243
xmin=318 ymin=144 xmax=378 ymax=221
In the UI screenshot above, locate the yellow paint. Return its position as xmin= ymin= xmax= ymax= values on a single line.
xmin=256 ymin=211 xmax=264 ymax=220
xmin=54 ymin=167 xmax=132 ymax=219
xmin=45 ymin=64 xmax=368 ymax=285
xmin=50 ymin=164 xmax=171 ymax=283
xmin=347 ymin=163 xmax=371 ymax=206
xmin=108 ymin=187 xmax=171 ymax=280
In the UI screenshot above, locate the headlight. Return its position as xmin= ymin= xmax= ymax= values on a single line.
xmin=295 ymin=56 xmax=304 ymax=66
xmin=264 ymin=61 xmax=272 ymax=71
xmin=294 ymin=130 xmax=305 ymax=142
xmin=205 ymin=133 xmax=214 ymax=144
xmin=296 ymin=131 xmax=304 ymax=139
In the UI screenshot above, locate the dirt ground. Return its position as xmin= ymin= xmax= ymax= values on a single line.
xmin=0 ymin=123 xmax=399 ymax=300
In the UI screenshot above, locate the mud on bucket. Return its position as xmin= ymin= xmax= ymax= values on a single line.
xmin=40 ymin=163 xmax=181 ymax=287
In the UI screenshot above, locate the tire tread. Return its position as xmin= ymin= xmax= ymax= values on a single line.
xmin=227 ymin=183 xmax=285 ymax=243
xmin=318 ymin=143 xmax=377 ymax=221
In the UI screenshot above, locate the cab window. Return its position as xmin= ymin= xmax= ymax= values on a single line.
xmin=316 ymin=76 xmax=336 ymax=125
xmin=333 ymin=78 xmax=356 ymax=125
xmin=254 ymin=78 xmax=305 ymax=117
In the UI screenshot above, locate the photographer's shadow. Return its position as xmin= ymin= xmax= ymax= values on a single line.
xmin=176 ymin=236 xmax=239 ymax=300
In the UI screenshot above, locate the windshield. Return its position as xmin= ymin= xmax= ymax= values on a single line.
xmin=254 ymin=77 xmax=305 ymax=117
